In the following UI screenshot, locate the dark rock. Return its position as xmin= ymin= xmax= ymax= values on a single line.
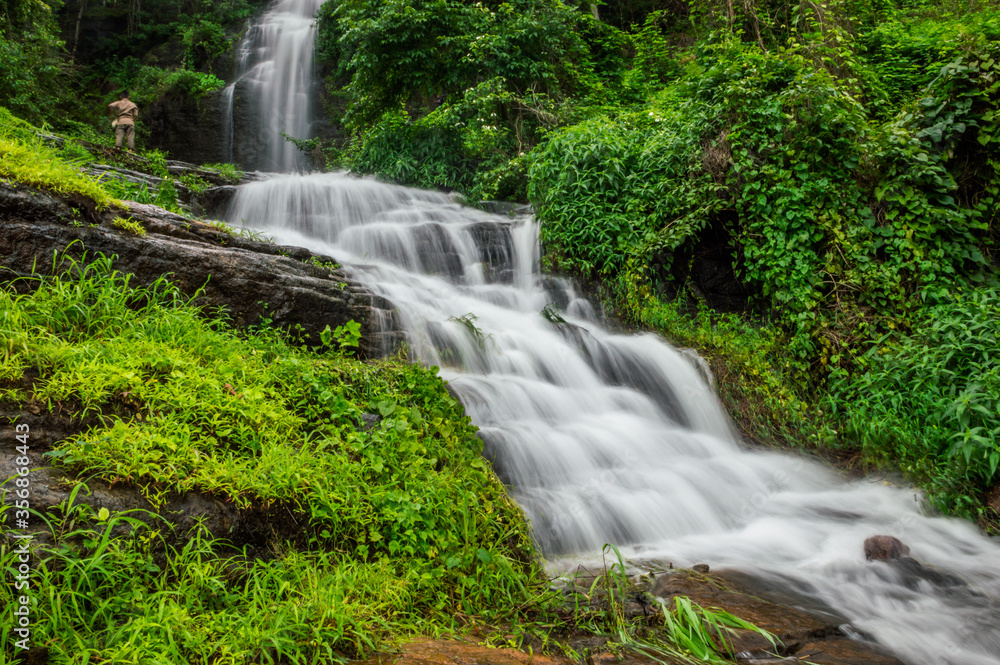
xmin=360 ymin=413 xmax=382 ymax=431
xmin=650 ymin=569 xmax=905 ymax=665
xmin=0 ymin=408 xmax=302 ymax=549
xmin=468 ymin=221 xmax=515 ymax=284
xmin=797 ymin=639 xmax=906 ymax=665
xmin=887 ymin=556 xmax=966 ymax=589
xmin=0 ymin=181 xmax=397 ymax=357
xmin=195 ymin=185 xmax=239 ymax=218
xmin=864 ymin=535 xmax=910 ymax=561
xmin=144 ymin=91 xmax=229 ymax=166
xmin=692 ymin=563 xmax=710 ymax=573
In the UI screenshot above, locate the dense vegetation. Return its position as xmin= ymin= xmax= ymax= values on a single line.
xmin=0 ymin=256 xmax=540 ymax=661
xmin=1 ymin=0 xmax=999 ymax=659
xmin=0 ymin=0 xmax=261 ymax=146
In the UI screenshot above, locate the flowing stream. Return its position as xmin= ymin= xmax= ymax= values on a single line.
xmin=221 ymin=4 xmax=1000 ymax=663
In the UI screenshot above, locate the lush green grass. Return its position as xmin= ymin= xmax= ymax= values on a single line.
xmin=2 ymin=501 xmax=417 ymax=664
xmin=0 ymin=255 xmax=543 ymax=662
xmin=0 ymin=108 xmax=120 ymax=209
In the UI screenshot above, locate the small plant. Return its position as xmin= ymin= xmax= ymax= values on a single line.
xmin=320 ymin=319 xmax=362 ymax=350
xmin=203 ymin=162 xmax=245 ymax=183
xmin=306 ymin=255 xmax=340 ymax=272
xmin=449 ymin=312 xmax=494 ymax=351
xmin=111 ymin=215 xmax=147 ymax=236
xmin=178 ymin=172 xmax=210 ymax=194
xmin=541 ymin=304 xmax=567 ymax=324
xmin=207 ymin=219 xmax=237 ymax=236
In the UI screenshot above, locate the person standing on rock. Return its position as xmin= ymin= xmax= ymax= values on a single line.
xmin=107 ymin=90 xmax=139 ymax=152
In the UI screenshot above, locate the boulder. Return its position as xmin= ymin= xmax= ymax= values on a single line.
xmin=0 ymin=180 xmax=397 ymax=358
xmin=864 ymin=535 xmax=910 ymax=561
xmin=649 ymin=569 xmax=905 ymax=665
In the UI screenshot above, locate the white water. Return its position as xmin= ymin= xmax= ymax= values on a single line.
xmin=227 ymin=174 xmax=1000 ymax=665
xmin=224 ymin=5 xmax=1000 ymax=663
xmin=221 ymin=0 xmax=323 ymax=170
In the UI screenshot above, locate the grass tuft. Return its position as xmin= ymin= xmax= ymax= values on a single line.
xmin=111 ymin=215 xmax=147 ymax=236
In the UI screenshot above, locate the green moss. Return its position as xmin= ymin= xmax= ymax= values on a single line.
xmin=0 ymin=129 xmax=120 ymax=209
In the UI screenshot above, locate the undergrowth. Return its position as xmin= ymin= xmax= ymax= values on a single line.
xmin=0 ymin=108 xmax=119 ymax=209
xmin=0 ymin=254 xmax=541 ymax=661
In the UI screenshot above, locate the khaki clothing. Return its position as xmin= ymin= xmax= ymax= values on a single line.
xmin=108 ymin=99 xmax=138 ymax=126
xmin=115 ymin=123 xmax=135 ymax=150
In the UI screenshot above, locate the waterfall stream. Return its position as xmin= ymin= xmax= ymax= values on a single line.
xmin=221 ymin=4 xmax=1000 ymax=663
xmin=221 ymin=0 xmax=324 ymax=171
xmin=226 ymin=174 xmax=1000 ymax=665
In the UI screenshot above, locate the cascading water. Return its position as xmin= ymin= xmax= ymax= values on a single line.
xmin=222 ymin=6 xmax=1000 ymax=663
xmin=227 ymin=175 xmax=1000 ymax=665
xmin=221 ymin=0 xmax=324 ymax=171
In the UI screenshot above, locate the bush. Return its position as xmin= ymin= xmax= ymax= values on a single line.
xmin=829 ymin=288 xmax=1000 ymax=517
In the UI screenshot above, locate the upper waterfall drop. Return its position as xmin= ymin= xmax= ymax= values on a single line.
xmin=222 ymin=0 xmax=324 ymax=171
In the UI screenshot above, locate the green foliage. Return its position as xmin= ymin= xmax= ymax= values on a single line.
xmin=320 ymin=319 xmax=362 ymax=350
xmin=317 ymin=0 xmax=635 ymax=199
xmin=0 ymin=1 xmax=67 ymax=123
xmin=0 ymin=110 xmax=119 ymax=209
xmin=182 ymin=19 xmax=231 ymax=70
xmin=318 ymin=0 xmax=606 ymax=130
xmin=111 ymin=215 xmax=147 ymax=236
xmin=656 ymin=595 xmax=779 ymax=663
xmin=101 ymin=178 xmax=182 ymax=213
xmin=529 ymin=96 xmax=720 ymax=276
xmin=203 ymin=162 xmax=245 ymax=183
xmin=121 ymin=64 xmax=225 ymax=105
xmin=828 ymin=288 xmax=1000 ymax=518
xmin=532 ymin=20 xmax=999 ymax=357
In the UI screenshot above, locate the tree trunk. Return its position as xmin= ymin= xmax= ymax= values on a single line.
xmin=71 ymin=0 xmax=88 ymax=62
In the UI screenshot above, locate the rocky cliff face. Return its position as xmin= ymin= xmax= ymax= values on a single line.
xmin=0 ymin=180 xmax=394 ymax=358
xmin=143 ymin=91 xmax=231 ymax=166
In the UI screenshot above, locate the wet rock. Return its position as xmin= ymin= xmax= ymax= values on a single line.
xmin=0 ymin=181 xmax=396 ymax=357
xmin=692 ymin=563 xmax=710 ymax=574
xmin=650 ymin=569 xmax=904 ymax=665
xmin=144 ymin=90 xmax=229 ymax=165
xmin=351 ymin=638 xmax=573 ymax=665
xmin=469 ymin=222 xmax=515 ymax=284
xmin=797 ymin=638 xmax=905 ymax=665
xmin=887 ymin=556 xmax=966 ymax=589
xmin=864 ymin=535 xmax=910 ymax=561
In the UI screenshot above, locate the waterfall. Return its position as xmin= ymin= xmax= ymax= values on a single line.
xmin=223 ymin=5 xmax=1000 ymax=662
xmin=221 ymin=0 xmax=324 ymax=171
xmin=226 ymin=174 xmax=1000 ymax=665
